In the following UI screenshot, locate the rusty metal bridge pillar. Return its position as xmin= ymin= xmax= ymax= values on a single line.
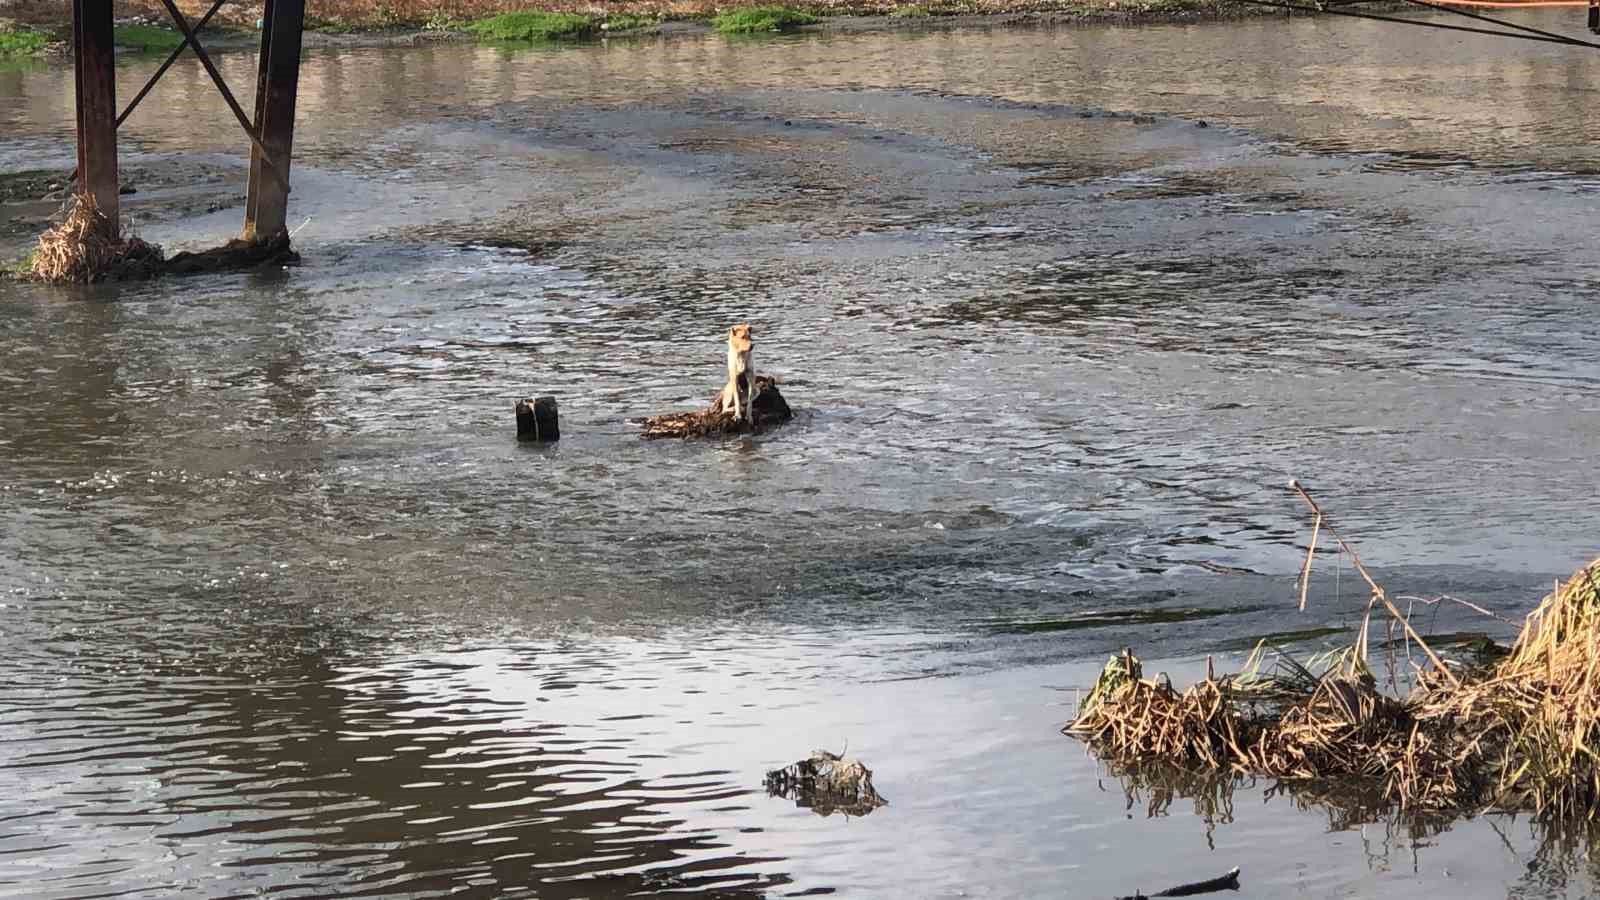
xmin=243 ymin=0 xmax=306 ymax=242
xmin=69 ymin=0 xmax=306 ymax=248
xmin=72 ymin=0 xmax=118 ymax=233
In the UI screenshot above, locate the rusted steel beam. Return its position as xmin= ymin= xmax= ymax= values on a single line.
xmin=63 ymin=0 xmax=228 ymax=187
xmin=243 ymin=0 xmax=306 ymax=242
xmin=118 ymin=0 xmax=228 ymax=128
xmin=72 ymin=0 xmax=118 ymax=230
xmin=155 ymin=0 xmax=285 ymax=185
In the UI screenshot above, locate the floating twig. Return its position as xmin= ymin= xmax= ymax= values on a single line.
xmin=1118 ymin=865 xmax=1241 ymax=899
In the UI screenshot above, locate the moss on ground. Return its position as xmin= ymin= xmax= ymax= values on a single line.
xmin=0 ymin=25 xmax=50 ymax=56
xmin=712 ymin=5 xmax=818 ymax=32
xmin=0 ymin=169 xmax=65 ymax=203
xmin=113 ymin=24 xmax=187 ymax=51
xmin=470 ymin=11 xmax=596 ymax=40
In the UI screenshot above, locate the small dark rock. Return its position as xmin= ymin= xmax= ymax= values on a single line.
xmin=1196 ymin=120 xmax=1209 ymax=129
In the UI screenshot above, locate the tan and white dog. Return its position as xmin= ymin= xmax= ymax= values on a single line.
xmin=720 ymin=323 xmax=756 ymax=423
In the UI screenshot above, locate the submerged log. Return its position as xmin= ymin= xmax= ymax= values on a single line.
xmin=641 ymin=375 xmax=792 ymax=439
xmin=1118 ymin=867 xmax=1240 ymax=900
xmin=764 ymin=750 xmax=886 ymax=818
xmin=515 ymin=396 xmax=560 ymax=442
xmin=164 ymin=234 xmax=299 ymax=275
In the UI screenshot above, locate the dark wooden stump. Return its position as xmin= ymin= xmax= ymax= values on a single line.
xmin=515 ymin=397 xmax=560 ymax=442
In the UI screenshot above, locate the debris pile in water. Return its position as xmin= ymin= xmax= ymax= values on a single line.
xmin=641 ymin=374 xmax=792 ymax=438
xmin=764 ymin=750 xmax=887 ymax=817
xmin=1068 ymin=481 xmax=1600 ymax=823
xmin=23 ymin=192 xmax=299 ymax=283
xmin=163 ymin=234 xmax=299 ymax=275
xmin=30 ymin=192 xmax=163 ymax=283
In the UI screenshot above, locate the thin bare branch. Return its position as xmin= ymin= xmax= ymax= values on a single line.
xmin=1288 ymin=479 xmax=1460 ymax=688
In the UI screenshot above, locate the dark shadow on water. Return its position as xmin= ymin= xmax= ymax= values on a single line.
xmin=0 ymin=585 xmax=795 ymax=898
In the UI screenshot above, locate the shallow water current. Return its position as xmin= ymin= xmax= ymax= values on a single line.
xmin=4 ymin=11 xmax=1600 ymax=898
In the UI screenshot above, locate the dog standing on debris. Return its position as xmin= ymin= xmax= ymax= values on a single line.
xmin=721 ymin=323 xmax=756 ymax=424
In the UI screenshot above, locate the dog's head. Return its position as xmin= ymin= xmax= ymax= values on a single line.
xmin=728 ymin=323 xmax=754 ymax=353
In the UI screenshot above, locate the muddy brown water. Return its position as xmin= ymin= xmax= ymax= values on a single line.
xmin=4 ymin=12 xmax=1600 ymax=898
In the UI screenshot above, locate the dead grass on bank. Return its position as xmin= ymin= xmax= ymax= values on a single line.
xmin=1068 ymin=481 xmax=1600 ymax=823
xmin=4 ymin=0 xmax=1253 ymax=32
xmin=30 ymin=193 xmax=164 ymax=283
xmin=1428 ymin=563 xmax=1600 ymax=820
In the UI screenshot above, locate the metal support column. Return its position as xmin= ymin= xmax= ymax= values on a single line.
xmin=242 ymin=0 xmax=306 ymax=242
xmin=72 ymin=0 xmax=119 ymax=231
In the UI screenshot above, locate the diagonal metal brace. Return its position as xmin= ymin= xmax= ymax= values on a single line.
xmin=155 ymin=0 xmax=287 ymax=188
xmin=64 ymin=0 xmax=229 ymax=185
xmin=118 ymin=0 xmax=229 ymax=128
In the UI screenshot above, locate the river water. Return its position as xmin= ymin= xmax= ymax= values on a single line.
xmin=3 ymin=11 xmax=1600 ymax=898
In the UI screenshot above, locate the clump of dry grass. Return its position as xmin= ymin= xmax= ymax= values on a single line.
xmin=1070 ymin=649 xmax=1267 ymax=770
xmin=1069 ymin=481 xmax=1600 ymax=823
xmin=29 ymin=193 xmax=164 ymax=283
xmin=1069 ymin=645 xmax=1475 ymax=813
xmin=1423 ymin=560 xmax=1600 ymax=820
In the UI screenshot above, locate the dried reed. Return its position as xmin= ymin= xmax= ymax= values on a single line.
xmin=1069 ymin=480 xmax=1600 ymax=822
xmin=29 ymin=193 xmax=164 ymax=283
xmin=1422 ymin=559 xmax=1600 ymax=820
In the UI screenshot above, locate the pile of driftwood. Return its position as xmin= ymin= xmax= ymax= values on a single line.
xmin=23 ymin=193 xmax=297 ymax=283
xmin=1068 ymin=481 xmax=1600 ymax=824
xmin=641 ymin=323 xmax=793 ymax=438
xmin=641 ymin=374 xmax=792 ymax=438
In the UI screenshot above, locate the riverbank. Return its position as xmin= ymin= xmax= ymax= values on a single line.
xmin=1 ymin=0 xmax=1300 ymax=60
